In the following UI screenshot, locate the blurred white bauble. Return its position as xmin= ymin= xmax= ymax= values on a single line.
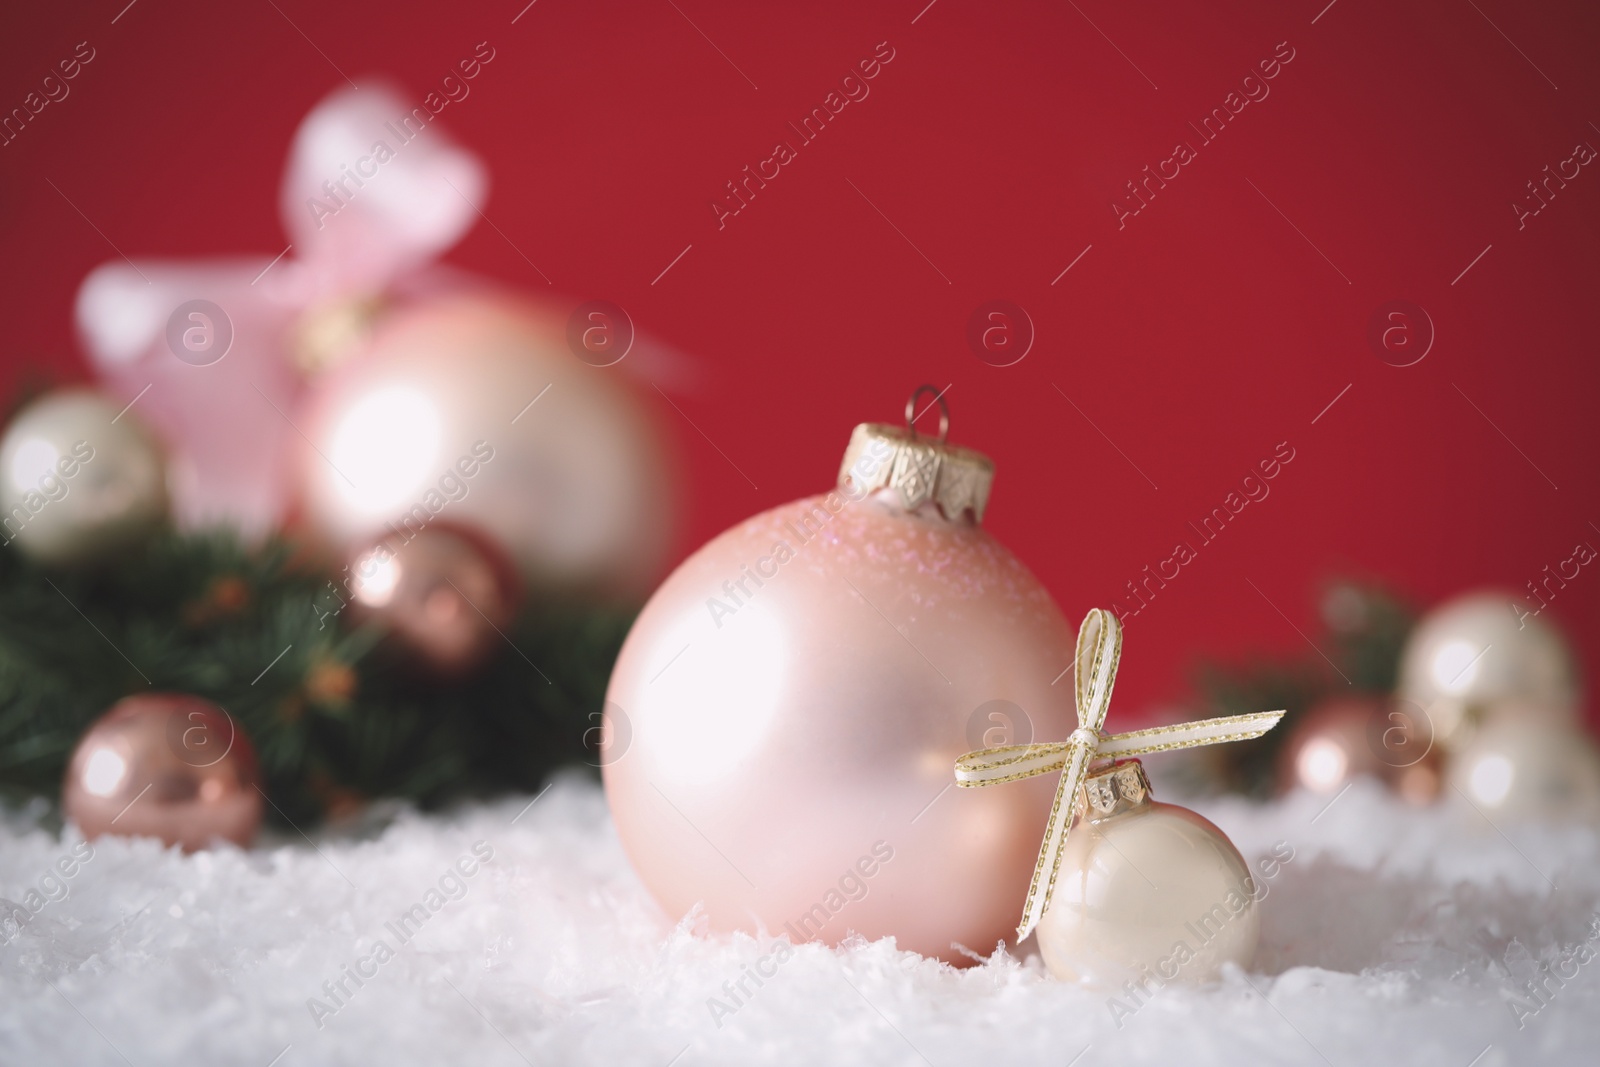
xmin=1447 ymin=707 xmax=1600 ymax=822
xmin=0 ymin=389 xmax=168 ymax=566
xmin=1397 ymin=590 xmax=1579 ymax=750
xmin=295 ymin=292 xmax=677 ymax=598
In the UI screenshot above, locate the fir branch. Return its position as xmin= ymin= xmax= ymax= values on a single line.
xmin=1187 ymin=578 xmax=1414 ymax=795
xmin=0 ymin=530 xmax=632 ymax=824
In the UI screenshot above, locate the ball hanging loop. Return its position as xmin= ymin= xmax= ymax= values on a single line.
xmin=905 ymin=384 xmax=950 ymax=442
xmin=839 ymin=389 xmax=993 ymax=522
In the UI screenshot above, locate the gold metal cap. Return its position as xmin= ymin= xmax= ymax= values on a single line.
xmin=837 ymin=385 xmax=996 ymax=523
xmin=1078 ymin=759 xmax=1152 ymax=819
xmin=293 ymin=294 xmax=387 ymax=374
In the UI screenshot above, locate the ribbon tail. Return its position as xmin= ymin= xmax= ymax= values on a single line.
xmin=953 ymin=741 xmax=1071 ymax=787
xmin=1016 ymin=738 xmax=1095 ymax=941
xmin=1096 ymin=710 xmax=1286 ymax=759
xmin=1015 ymin=608 xmax=1123 ymax=941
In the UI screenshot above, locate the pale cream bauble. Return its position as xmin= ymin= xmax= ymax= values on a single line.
xmin=1397 ymin=590 xmax=1579 ymax=750
xmin=295 ymin=292 xmax=676 ymax=598
xmin=0 ymin=389 xmax=168 ymax=566
xmin=603 ymin=398 xmax=1077 ymax=961
xmin=1036 ymin=760 xmax=1261 ymax=986
xmin=1447 ymin=707 xmax=1600 ymax=822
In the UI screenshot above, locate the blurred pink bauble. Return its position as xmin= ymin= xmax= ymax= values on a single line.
xmin=603 ymin=405 xmax=1075 ymax=961
xmin=295 ymin=292 xmax=677 ymax=598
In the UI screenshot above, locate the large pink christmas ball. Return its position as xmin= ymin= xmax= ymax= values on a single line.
xmin=603 ymin=408 xmax=1075 ymax=961
xmin=295 ymin=292 xmax=676 ymax=598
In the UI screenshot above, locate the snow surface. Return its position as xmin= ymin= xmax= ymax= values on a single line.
xmin=2 ymin=772 xmax=1598 ymax=1067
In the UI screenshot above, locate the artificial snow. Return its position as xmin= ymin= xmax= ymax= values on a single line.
xmin=2 ymin=772 xmax=1597 ymax=1066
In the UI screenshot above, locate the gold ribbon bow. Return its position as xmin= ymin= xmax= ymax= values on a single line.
xmin=954 ymin=608 xmax=1285 ymax=941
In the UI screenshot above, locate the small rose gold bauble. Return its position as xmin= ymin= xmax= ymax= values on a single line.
xmin=1038 ymin=761 xmax=1260 ymax=986
xmin=295 ymin=292 xmax=676 ymax=598
xmin=1397 ymin=590 xmax=1579 ymax=751
xmin=63 ymin=694 xmax=262 ymax=850
xmin=603 ymin=396 xmax=1076 ymax=962
xmin=345 ymin=524 xmax=520 ymax=675
xmin=1277 ymin=696 xmax=1442 ymax=804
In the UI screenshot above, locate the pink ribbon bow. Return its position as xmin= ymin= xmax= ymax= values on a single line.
xmin=74 ymin=82 xmax=487 ymax=538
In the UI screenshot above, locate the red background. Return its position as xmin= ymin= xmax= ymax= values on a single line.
xmin=4 ymin=0 xmax=1599 ymax=724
